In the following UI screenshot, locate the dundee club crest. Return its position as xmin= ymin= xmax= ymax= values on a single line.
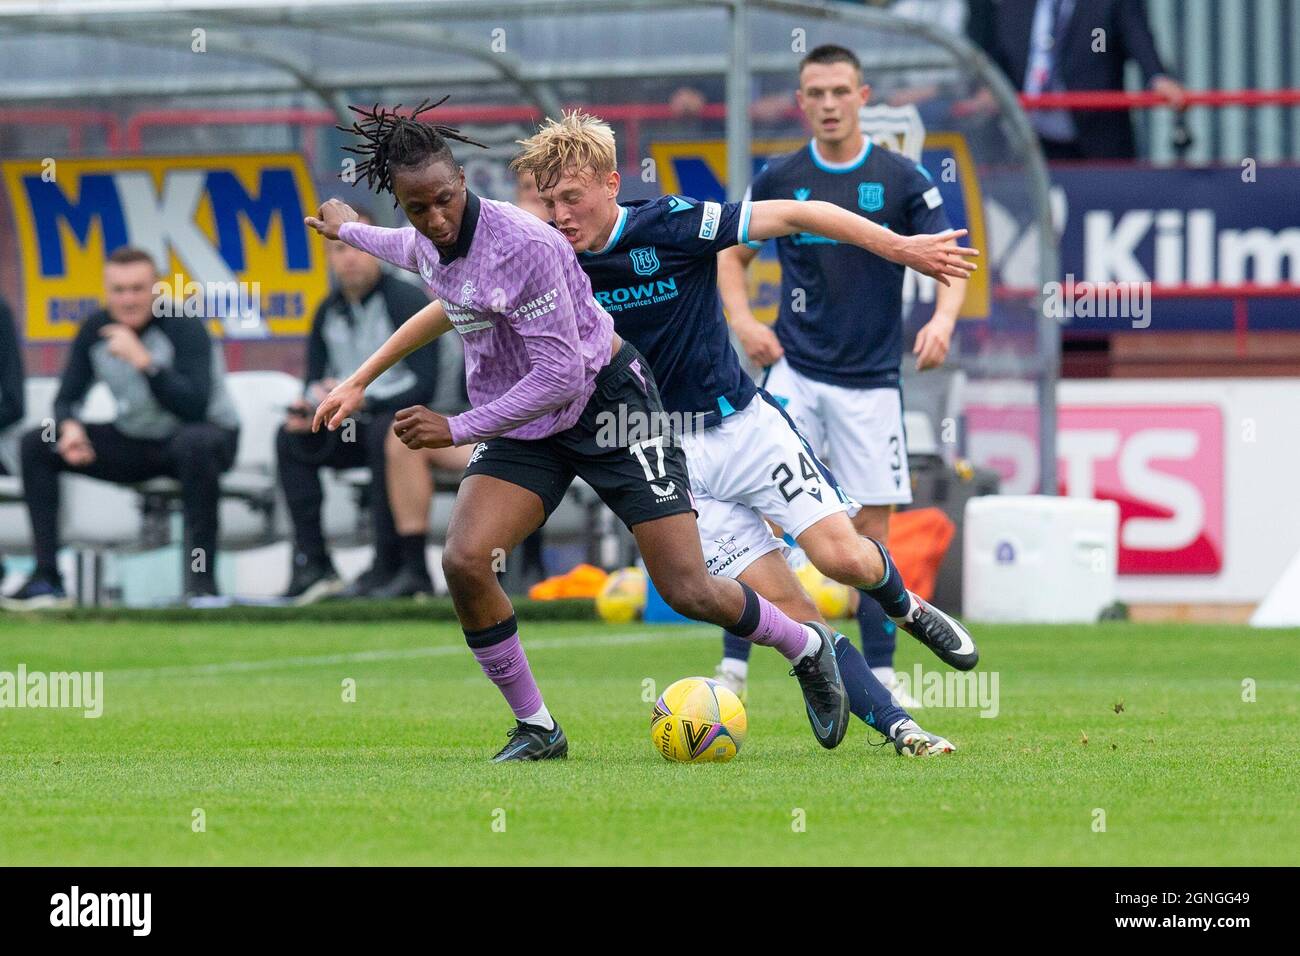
xmin=858 ymin=182 xmax=884 ymax=212
xmin=630 ymin=246 xmax=660 ymax=276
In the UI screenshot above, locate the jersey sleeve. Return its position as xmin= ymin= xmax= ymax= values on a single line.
xmin=446 ymin=242 xmax=588 ymax=445
xmin=903 ymin=161 xmax=952 ymax=236
xmin=662 ymin=197 xmax=754 ymax=256
xmin=739 ymin=164 xmax=772 ymax=248
xmin=52 ymin=315 xmax=102 ymax=424
xmin=337 ymin=221 xmax=421 ymax=274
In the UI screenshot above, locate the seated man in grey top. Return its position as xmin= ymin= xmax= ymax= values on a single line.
xmin=279 ymin=207 xmax=439 ymax=604
xmin=4 ymin=247 xmax=241 ymax=608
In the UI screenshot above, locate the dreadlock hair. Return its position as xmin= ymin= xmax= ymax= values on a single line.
xmin=338 ymin=96 xmax=489 ymax=206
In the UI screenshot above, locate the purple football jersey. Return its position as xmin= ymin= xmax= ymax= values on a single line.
xmin=338 ymin=195 xmax=613 ymax=445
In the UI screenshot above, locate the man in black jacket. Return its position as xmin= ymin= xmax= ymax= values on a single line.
xmin=3 ymin=248 xmax=241 ymax=608
xmin=969 ymin=0 xmax=1185 ymax=160
xmin=0 ymin=297 xmax=26 ymax=588
xmin=278 ymin=209 xmax=439 ymax=604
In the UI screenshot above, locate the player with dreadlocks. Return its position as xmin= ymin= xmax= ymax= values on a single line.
xmin=308 ymin=98 xmax=852 ymax=761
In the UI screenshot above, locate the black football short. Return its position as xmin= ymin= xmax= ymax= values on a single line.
xmin=463 ymin=342 xmax=694 ymax=529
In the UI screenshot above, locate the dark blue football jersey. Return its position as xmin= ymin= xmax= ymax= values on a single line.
xmin=748 ymin=138 xmax=951 ymax=389
xmin=577 ymin=194 xmax=757 ymax=429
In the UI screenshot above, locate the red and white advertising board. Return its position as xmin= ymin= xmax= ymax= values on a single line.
xmin=965 ymin=379 xmax=1300 ymax=603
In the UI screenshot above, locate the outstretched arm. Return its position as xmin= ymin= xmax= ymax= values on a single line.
xmin=305 ymin=198 xmax=421 ymax=273
xmin=747 ymin=199 xmax=978 ymax=285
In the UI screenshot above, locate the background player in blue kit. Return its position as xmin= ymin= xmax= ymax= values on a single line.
xmin=718 ymin=44 xmax=971 ymax=704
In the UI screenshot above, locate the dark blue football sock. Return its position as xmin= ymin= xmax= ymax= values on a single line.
xmin=858 ymin=537 xmax=912 ymax=619
xmin=834 ymin=633 xmax=907 ymax=733
xmin=721 ymin=629 xmax=753 ymax=663
xmin=856 ymin=597 xmax=898 ymax=669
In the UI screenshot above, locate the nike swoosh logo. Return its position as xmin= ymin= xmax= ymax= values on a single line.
xmin=548 ymin=731 xmax=561 ymax=744
xmin=806 ymin=702 xmax=835 ymax=739
xmin=497 ymin=743 xmax=530 ymax=760
xmin=933 ymin=607 xmax=977 ymax=654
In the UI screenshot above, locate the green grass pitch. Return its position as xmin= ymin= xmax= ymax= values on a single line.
xmin=0 ymin=615 xmax=1296 ymax=866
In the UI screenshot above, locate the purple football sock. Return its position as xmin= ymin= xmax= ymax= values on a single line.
xmin=468 ymin=627 xmax=543 ymax=720
xmin=730 ymin=582 xmax=811 ymax=662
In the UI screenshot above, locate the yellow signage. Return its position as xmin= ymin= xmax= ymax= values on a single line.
xmin=2 ymin=153 xmax=328 ymax=341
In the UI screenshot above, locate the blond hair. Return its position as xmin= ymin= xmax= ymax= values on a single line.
xmin=511 ymin=110 xmax=617 ymax=191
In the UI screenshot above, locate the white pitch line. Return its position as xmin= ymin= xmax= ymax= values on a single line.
xmin=110 ymin=626 xmax=716 ymax=681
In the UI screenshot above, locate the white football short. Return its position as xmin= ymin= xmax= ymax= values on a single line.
xmin=762 ymin=357 xmax=913 ymax=506
xmin=680 ymin=394 xmax=853 ymax=580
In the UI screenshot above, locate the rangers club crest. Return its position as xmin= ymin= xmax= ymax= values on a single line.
xmin=630 ymin=246 xmax=660 ymax=276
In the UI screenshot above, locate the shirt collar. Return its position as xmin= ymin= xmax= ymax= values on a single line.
xmin=438 ymin=189 xmax=481 ymax=265
xmin=808 ymin=136 xmax=871 ymax=173
xmin=582 ymin=205 xmax=629 ymax=257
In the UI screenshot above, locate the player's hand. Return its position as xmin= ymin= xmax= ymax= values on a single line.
xmin=57 ymin=420 xmax=96 ymax=467
xmin=312 ymin=377 xmax=365 ymax=432
xmin=305 ymin=198 xmax=359 ymax=241
xmin=99 ymin=323 xmax=153 ymax=370
xmin=898 ymin=229 xmax=978 ymax=287
xmin=733 ymin=316 xmax=784 ymax=367
xmin=392 ymin=406 xmax=454 ymax=449
xmin=914 ymin=315 xmax=955 ymax=371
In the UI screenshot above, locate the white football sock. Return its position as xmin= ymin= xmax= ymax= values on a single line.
xmin=719 ymin=658 xmax=749 ymax=679
xmin=871 ymin=665 xmax=898 ymax=687
xmin=522 ymin=704 xmax=554 ymax=731
xmin=889 ymin=717 xmax=918 ymax=739
xmin=889 ymin=592 xmax=919 ymax=623
xmin=793 ymin=626 xmax=822 ymax=663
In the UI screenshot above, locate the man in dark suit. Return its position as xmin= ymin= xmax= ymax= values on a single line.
xmin=969 ymin=0 xmax=1186 ymax=159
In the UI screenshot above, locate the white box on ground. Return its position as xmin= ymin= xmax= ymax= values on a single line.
xmin=964 ymin=495 xmax=1119 ymax=623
